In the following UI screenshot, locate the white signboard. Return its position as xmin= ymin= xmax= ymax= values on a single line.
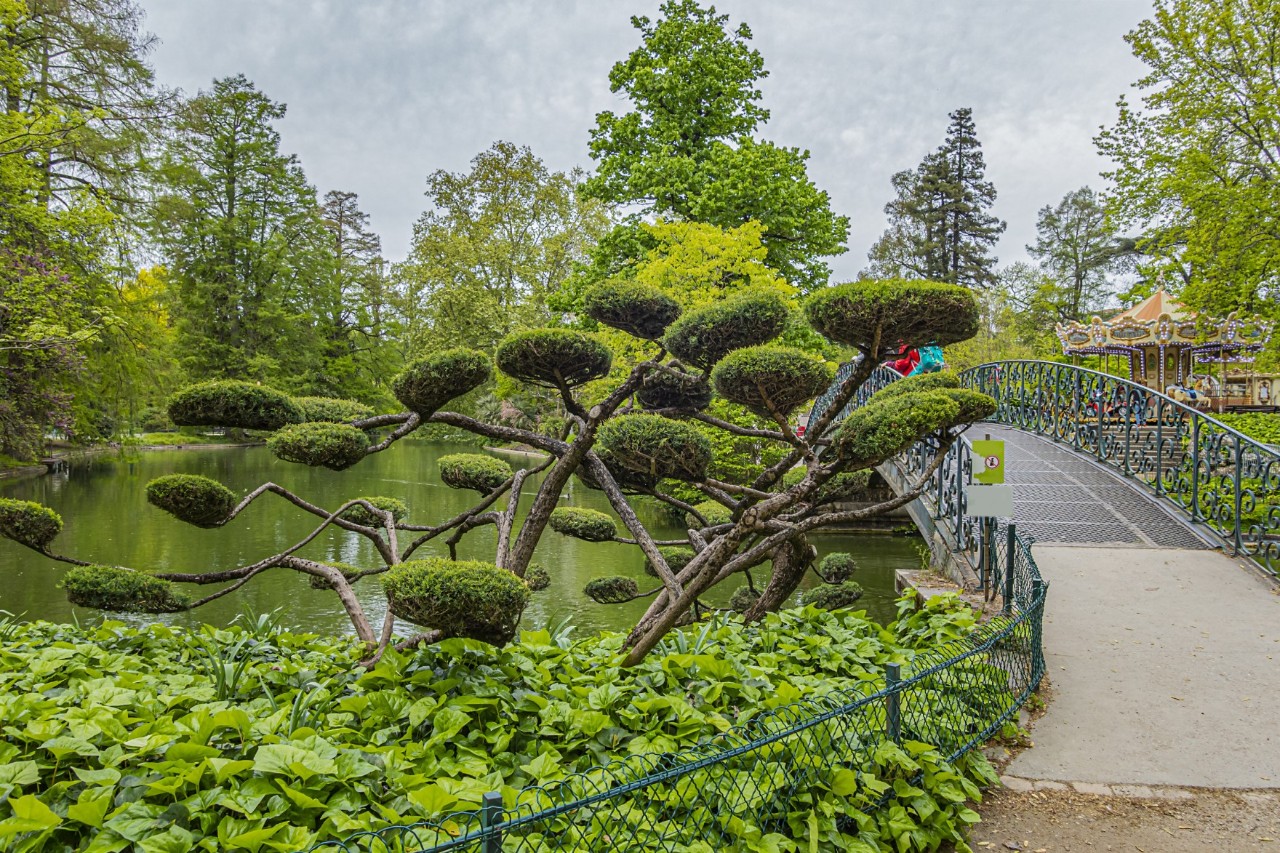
xmin=966 ymin=484 xmax=1013 ymax=518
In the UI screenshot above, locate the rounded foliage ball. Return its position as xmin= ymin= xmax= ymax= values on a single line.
xmin=341 ymin=497 xmax=409 ymax=528
xmin=644 ymin=546 xmax=694 ymax=578
xmin=382 ymin=558 xmax=529 ymax=646
xmin=712 ymin=346 xmax=834 ymax=419
xmin=145 ymin=475 xmax=237 ymax=528
xmin=662 ymin=289 xmax=789 ymax=370
xmin=392 ymin=349 xmax=491 ymax=416
xmin=0 ymin=498 xmax=63 ymax=549
xmin=167 ymin=380 xmax=304 ymax=431
xmin=805 ymin=280 xmax=978 ymax=352
xmin=496 ymin=329 xmax=612 ymax=388
xmin=596 ymin=414 xmax=712 ymax=486
xmin=63 ymin=565 xmax=190 ymax=613
xmin=832 ymin=392 xmax=961 ymax=469
xmin=818 ymin=552 xmax=857 ymax=584
xmin=437 ymin=453 xmax=512 ymax=494
xmin=936 ymin=388 xmax=998 ymax=424
xmin=804 ymin=581 xmax=864 ymax=610
xmin=583 ymin=576 xmax=639 ymax=604
xmin=686 ymin=500 xmax=732 ymax=529
xmin=728 ymin=585 xmax=760 ymax=613
xmin=870 ymin=371 xmax=960 ymax=402
xmin=268 ymin=422 xmax=370 ymax=471
xmin=582 ymin=281 xmax=681 ymax=340
xmin=524 ymin=564 xmax=551 ymax=592
xmin=548 ymin=507 xmax=617 ymax=542
xmin=293 ymin=396 xmax=375 ymax=424
xmin=637 ymin=368 xmax=713 ymax=411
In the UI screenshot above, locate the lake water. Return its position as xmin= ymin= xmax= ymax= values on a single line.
xmin=0 ymin=442 xmax=922 ymax=637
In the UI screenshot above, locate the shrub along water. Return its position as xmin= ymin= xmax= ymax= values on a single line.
xmin=0 ymin=601 xmax=1000 ymax=852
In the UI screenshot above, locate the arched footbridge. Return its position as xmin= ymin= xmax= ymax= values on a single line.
xmin=815 ymin=359 xmax=1280 ymax=791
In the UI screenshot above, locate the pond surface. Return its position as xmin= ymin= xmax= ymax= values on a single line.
xmin=0 ymin=443 xmax=922 ymax=637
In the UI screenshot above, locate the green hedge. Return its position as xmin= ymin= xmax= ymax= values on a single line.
xmin=392 ymin=349 xmax=491 ymax=416
xmin=383 ymin=559 xmax=529 ymax=646
xmin=268 ymin=422 xmax=370 ymax=470
xmin=0 ymin=498 xmax=62 ymax=549
xmin=62 ymin=565 xmax=190 ymax=612
xmin=548 ymin=507 xmax=618 ymax=542
xmin=167 ymin=380 xmax=304 ymax=430
xmin=582 ymin=281 xmax=681 ymax=340
xmin=712 ymin=345 xmax=833 ymax=418
xmin=294 ymin=396 xmax=376 ymax=423
xmin=597 ymin=414 xmax=712 ymax=486
xmin=145 ymin=474 xmax=237 ymax=528
xmin=662 ymin=289 xmax=789 ymax=370
xmin=340 ymin=497 xmax=409 ymax=528
xmin=1215 ymin=412 xmax=1280 ymax=445
xmin=496 ymin=329 xmax=612 ymax=388
xmin=805 ymin=279 xmax=978 ymax=352
xmin=438 ymin=453 xmax=512 ymax=494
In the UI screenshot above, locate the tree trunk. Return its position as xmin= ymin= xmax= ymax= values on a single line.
xmin=742 ymin=536 xmax=812 ymax=622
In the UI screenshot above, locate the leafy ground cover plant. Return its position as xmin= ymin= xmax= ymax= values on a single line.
xmin=0 ymin=602 xmax=1003 ymax=852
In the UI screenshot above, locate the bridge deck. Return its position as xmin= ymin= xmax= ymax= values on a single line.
xmin=984 ymin=425 xmax=1209 ymax=550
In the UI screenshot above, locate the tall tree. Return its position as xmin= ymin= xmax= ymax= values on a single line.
xmin=394 ymin=141 xmax=609 ymax=355
xmin=1026 ymin=186 xmax=1125 ymax=322
xmin=865 ymin=108 xmax=1005 ymax=288
xmin=582 ymin=0 xmax=848 ymax=291
xmin=1096 ymin=0 xmax=1280 ymax=358
xmin=149 ymin=75 xmax=330 ymax=387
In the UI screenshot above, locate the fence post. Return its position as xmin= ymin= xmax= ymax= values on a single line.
xmin=481 ymin=791 xmax=504 ymax=853
xmin=886 ymin=662 xmax=901 ymax=743
xmin=1003 ymin=523 xmax=1016 ymax=615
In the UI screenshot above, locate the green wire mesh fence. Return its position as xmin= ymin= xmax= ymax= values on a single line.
xmin=303 ymin=526 xmax=1045 ymax=853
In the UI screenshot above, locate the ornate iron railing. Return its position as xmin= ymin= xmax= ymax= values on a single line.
xmin=962 ymin=360 xmax=1280 ymax=578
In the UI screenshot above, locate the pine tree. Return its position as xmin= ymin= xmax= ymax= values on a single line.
xmin=865 ymin=108 xmax=1005 ymax=288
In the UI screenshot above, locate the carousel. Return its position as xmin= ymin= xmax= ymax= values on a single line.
xmin=1054 ymin=287 xmax=1277 ymax=413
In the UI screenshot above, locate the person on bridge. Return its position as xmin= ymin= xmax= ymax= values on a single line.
xmin=906 ymin=344 xmax=945 ymax=377
xmin=887 ymin=344 xmax=919 ymax=375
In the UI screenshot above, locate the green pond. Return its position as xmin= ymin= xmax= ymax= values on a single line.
xmin=0 ymin=442 xmax=923 ymax=637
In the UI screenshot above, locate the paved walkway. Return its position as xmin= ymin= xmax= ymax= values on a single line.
xmin=980 ymin=427 xmax=1280 ymax=788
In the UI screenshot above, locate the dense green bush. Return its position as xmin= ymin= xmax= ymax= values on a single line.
xmin=145 ymin=474 xmax=238 ymax=528
xmin=524 ymin=564 xmax=551 ymax=591
xmin=62 ymin=565 xmax=190 ymax=612
xmin=662 ymin=289 xmax=789 ymax=369
xmin=0 ymin=609 xmax=1000 ymax=852
xmin=644 ymin=545 xmax=695 ymax=578
xmin=869 ymin=370 xmax=961 ymax=401
xmin=268 ymin=422 xmax=370 ymax=471
xmin=583 ymin=280 xmax=681 ymax=340
xmin=818 ymin=552 xmax=858 ymax=583
xmin=804 ymin=581 xmax=864 ymax=609
xmin=939 ymin=388 xmax=998 ymax=423
xmin=832 ymin=391 xmax=962 ymax=468
xmin=167 ymin=380 xmax=304 ymax=430
xmin=382 ymin=559 xmax=529 ymax=646
xmin=340 ymin=496 xmax=409 ymax=528
xmin=438 ymin=453 xmax=512 ymax=494
xmin=637 ymin=367 xmax=713 ymax=411
xmin=392 ymin=349 xmax=492 ymax=416
xmin=1215 ymin=412 xmax=1280 ymax=445
xmin=712 ymin=345 xmax=834 ymax=418
xmin=597 ymin=414 xmax=712 ymax=486
xmin=548 ymin=507 xmax=618 ymax=542
xmin=0 ymin=498 xmax=63 ymax=549
xmin=294 ymin=396 xmax=376 ymax=423
xmin=496 ymin=329 xmax=612 ymax=388
xmin=583 ymin=575 xmax=640 ymax=604
xmin=805 ymin=280 xmax=979 ymax=351
xmin=686 ymin=499 xmax=732 ymax=528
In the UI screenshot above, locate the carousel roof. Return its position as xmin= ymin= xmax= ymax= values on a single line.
xmin=1055 ymin=287 xmax=1272 ymax=355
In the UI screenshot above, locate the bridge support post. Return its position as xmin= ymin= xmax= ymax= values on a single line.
xmin=885 ymin=663 xmax=902 ymax=743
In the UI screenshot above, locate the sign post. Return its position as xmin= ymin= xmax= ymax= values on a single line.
xmin=966 ymin=437 xmax=1012 ymax=598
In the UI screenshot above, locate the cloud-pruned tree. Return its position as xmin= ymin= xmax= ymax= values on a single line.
xmin=0 ymin=279 xmax=991 ymax=664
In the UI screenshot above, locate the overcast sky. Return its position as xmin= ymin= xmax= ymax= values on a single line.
xmin=140 ymin=0 xmax=1153 ymax=281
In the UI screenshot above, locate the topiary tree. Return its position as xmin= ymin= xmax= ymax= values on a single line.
xmin=0 ymin=278 xmax=992 ymax=665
